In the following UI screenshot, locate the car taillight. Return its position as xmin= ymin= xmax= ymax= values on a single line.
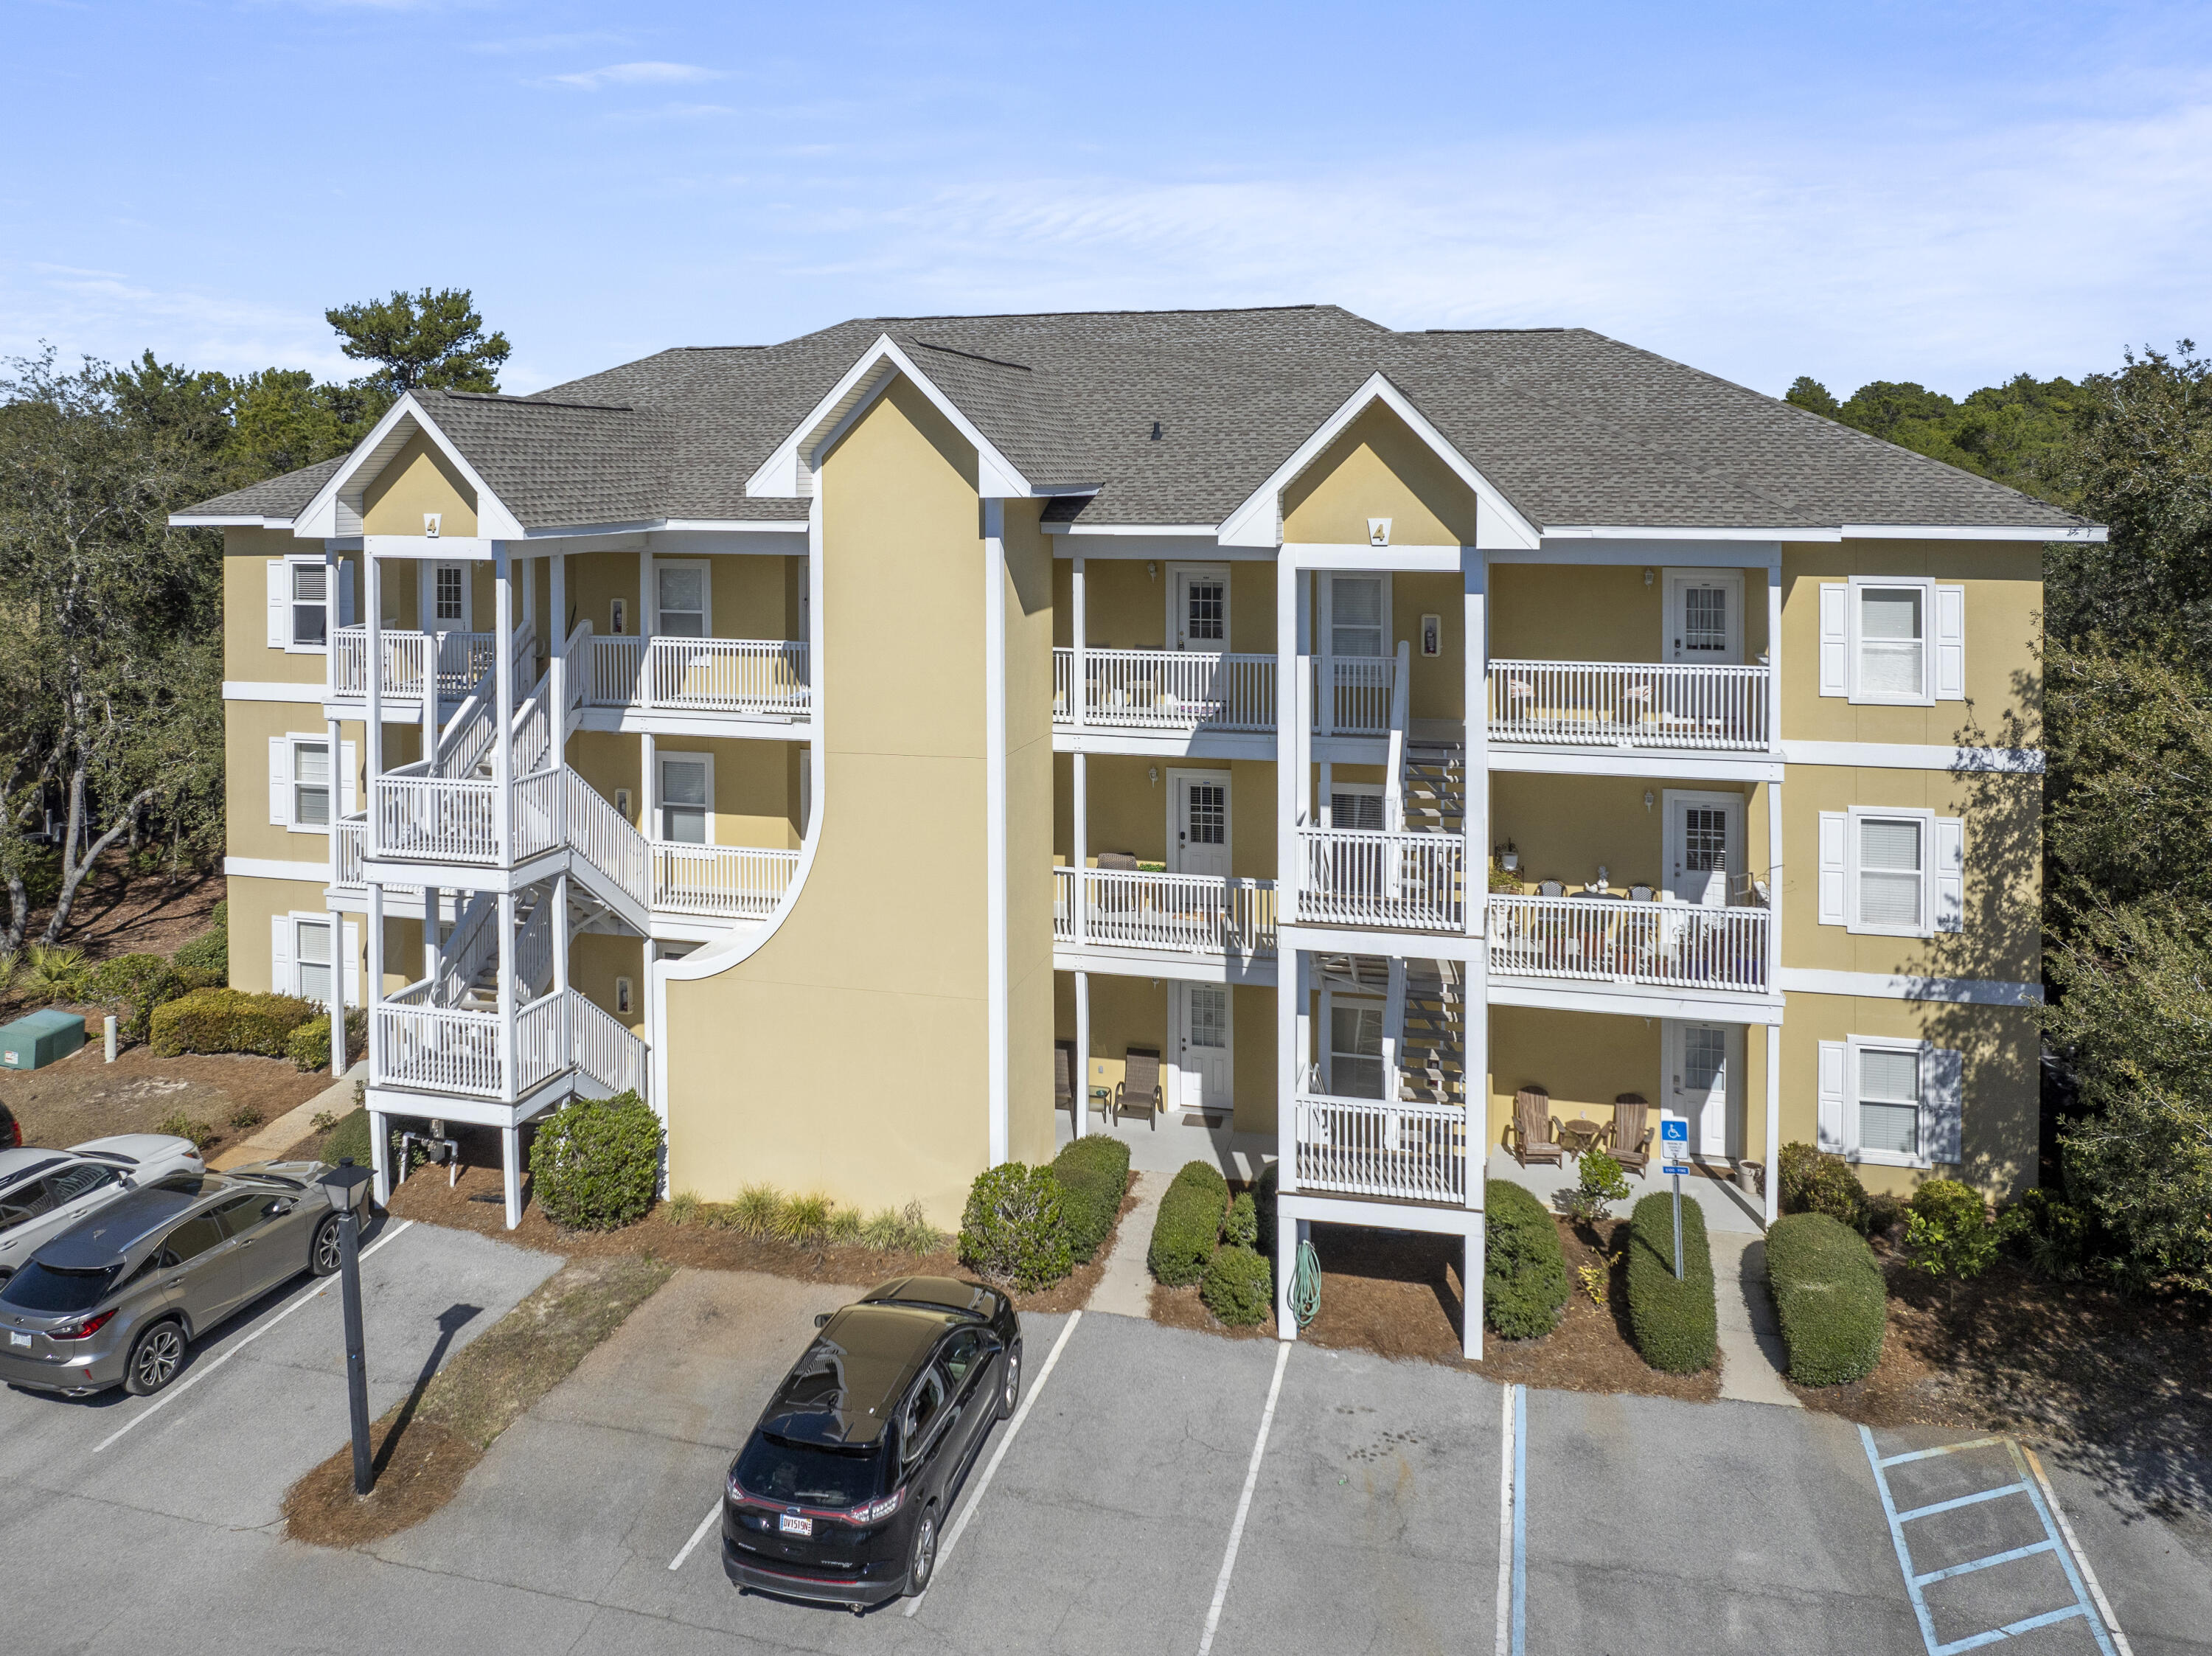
xmin=845 ymin=1487 xmax=902 ymax=1525
xmin=50 ymin=1310 xmax=116 ymax=1342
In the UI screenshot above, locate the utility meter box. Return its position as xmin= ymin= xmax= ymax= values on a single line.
xmin=0 ymin=1008 xmax=86 ymax=1071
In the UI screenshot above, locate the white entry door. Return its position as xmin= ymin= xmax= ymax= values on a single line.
xmin=1664 ymin=790 xmax=1743 ymax=906
xmin=1170 ymin=565 xmax=1229 ymax=650
xmin=1664 ymin=1020 xmax=1739 ymax=1158
xmin=1178 ymin=983 xmax=1233 ymax=1113
xmin=1665 ymin=569 xmax=1743 ymax=664
xmin=1170 ymin=770 xmax=1231 ymax=879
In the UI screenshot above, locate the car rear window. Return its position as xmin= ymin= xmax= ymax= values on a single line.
xmin=1 ymin=1262 xmax=118 ymax=1314
xmin=734 ymin=1435 xmax=886 ymax=1509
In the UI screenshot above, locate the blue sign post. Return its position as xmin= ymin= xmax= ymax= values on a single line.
xmin=1659 ymin=1119 xmax=1691 ymax=1280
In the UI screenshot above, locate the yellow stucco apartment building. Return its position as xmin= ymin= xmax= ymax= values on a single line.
xmin=179 ymin=307 xmax=2090 ymax=1356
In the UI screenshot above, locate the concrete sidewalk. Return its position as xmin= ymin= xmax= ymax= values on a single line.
xmin=1709 ymin=1231 xmax=1798 ymax=1407
xmin=1085 ymin=1169 xmax=1166 ymax=1318
xmin=211 ymin=1059 xmax=364 ymax=1169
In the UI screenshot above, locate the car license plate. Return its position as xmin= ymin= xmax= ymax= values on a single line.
xmin=778 ymin=1514 xmax=813 ymax=1537
xmin=8 ymin=1332 xmax=29 ymax=1348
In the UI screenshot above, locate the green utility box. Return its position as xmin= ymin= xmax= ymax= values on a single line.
xmin=0 ymin=1009 xmax=86 ymax=1070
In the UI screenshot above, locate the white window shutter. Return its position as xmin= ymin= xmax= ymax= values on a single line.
xmin=1818 ymin=583 xmax=1848 ymax=697
xmin=341 ymin=920 xmax=360 ymax=1009
xmin=268 ymin=561 xmax=288 ymax=648
xmin=338 ymin=560 xmax=356 ymax=627
xmin=1818 ymin=811 xmax=1847 ymax=926
xmin=1817 ymin=1040 xmax=1847 ymax=1153
xmin=1934 ymin=584 xmax=1965 ymax=700
xmin=339 ymin=740 xmax=358 ymax=815
xmin=1924 ymin=1045 xmax=1964 ymax=1164
xmin=271 ymin=915 xmax=295 ymax=998
xmin=269 ymin=737 xmax=292 ymax=827
xmin=1933 ymin=816 xmax=1964 ymax=933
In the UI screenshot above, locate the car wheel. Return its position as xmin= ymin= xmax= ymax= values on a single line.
xmin=310 ymin=1214 xmax=344 ymax=1277
xmin=123 ymin=1320 xmax=186 ymax=1396
xmin=998 ymin=1340 xmax=1023 ymax=1421
xmin=904 ymin=1503 xmax=939 ymax=1597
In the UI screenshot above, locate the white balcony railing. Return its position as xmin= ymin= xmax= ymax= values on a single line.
xmin=653 ymin=844 xmax=799 ymax=916
xmin=1053 ymin=649 xmax=1276 ymax=731
xmin=1292 ymin=1093 xmax=1468 ymax=1203
xmin=1052 ymin=867 xmax=1277 ymax=956
xmin=1488 ymin=659 xmax=1770 ymax=750
xmin=1486 ymin=894 xmax=1771 ymax=993
xmin=1297 ymin=829 xmax=1464 ymax=931
xmin=1312 ymin=654 xmax=1396 ymax=738
xmin=374 ymin=983 xmax=647 ymax=1104
xmin=585 ymin=635 xmax=810 ymax=717
xmin=334 ymin=815 xmax=366 ymax=886
xmin=330 ymin=627 xmax=528 ymax=704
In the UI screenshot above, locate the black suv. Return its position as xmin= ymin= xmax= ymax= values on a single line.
xmin=723 ymin=1276 xmax=1022 ymax=1610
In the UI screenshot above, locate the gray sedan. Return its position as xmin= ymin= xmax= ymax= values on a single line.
xmin=0 ymin=1161 xmax=341 ymax=1398
xmin=0 ymin=1134 xmax=204 ymax=1284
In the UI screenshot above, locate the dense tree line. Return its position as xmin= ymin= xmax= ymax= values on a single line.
xmin=0 ymin=289 xmax=507 ymax=948
xmin=1796 ymin=347 xmax=2212 ymax=1293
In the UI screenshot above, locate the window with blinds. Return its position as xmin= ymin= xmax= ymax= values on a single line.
xmin=1857 ymin=586 xmax=1925 ymax=698
xmin=1857 ymin=1047 xmax=1920 ymax=1157
xmin=1331 ymin=790 xmax=1384 ymax=832
xmin=291 ymin=563 xmax=327 ymax=647
xmin=1330 ymin=576 xmax=1383 ymax=657
xmin=292 ymin=740 xmax=330 ymax=827
xmin=1858 ymin=817 xmax=1924 ymax=929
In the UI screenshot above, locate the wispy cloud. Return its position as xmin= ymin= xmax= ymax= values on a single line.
xmin=548 ymin=61 xmax=722 ymax=91
xmin=469 ymin=31 xmax=627 ymax=55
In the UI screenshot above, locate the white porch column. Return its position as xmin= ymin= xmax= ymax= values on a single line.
xmin=553 ymin=872 xmax=571 ymax=994
xmin=322 ymin=543 xmax=339 ymax=695
xmin=1071 ymin=553 xmax=1087 ymax=733
xmin=502 ymin=1124 xmax=523 ymax=1231
xmin=641 ymin=731 xmax=656 ymax=838
xmin=981 ymin=499 xmax=1010 ymax=1168
xmin=1275 ymin=553 xmax=1311 ymax=924
xmin=1766 ymin=559 xmax=1783 ymax=756
xmin=493 ymin=545 xmax=515 ymax=860
xmin=1764 ymin=1022 xmax=1782 ymax=1226
xmin=424 ymin=887 xmax=440 ymax=984
xmin=1073 ymin=969 xmax=1091 ymax=1139
xmin=366 ymin=879 xmax=387 ymax=1203
xmin=640 ymin=543 xmax=654 ymax=641
xmin=364 ymin=552 xmax=383 ymax=849
xmin=1464 ymin=1225 xmax=1484 ymax=1360
xmin=1382 ymin=957 xmax=1407 ymax=1091
xmin=1072 ymin=750 xmax=1088 ymax=947
xmin=496 ymin=889 xmax=517 ymax=1101
xmin=550 ymin=553 xmax=568 ymax=748
xmin=1767 ymin=777 xmax=1784 ymax=990
xmin=1461 ymin=545 xmax=1491 ymax=1216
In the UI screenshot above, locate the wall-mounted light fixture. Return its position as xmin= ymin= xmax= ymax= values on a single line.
xmin=1644 ymin=567 xmax=1655 ymax=586
xmin=1147 ymin=766 xmax=1159 ymax=786
xmin=1644 ymin=789 xmax=1655 ymax=813
xmin=1147 ymin=561 xmax=1158 ymax=582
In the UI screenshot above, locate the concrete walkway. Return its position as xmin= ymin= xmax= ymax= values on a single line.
xmin=1086 ymin=1169 xmax=1166 ymax=1318
xmin=211 ymin=1059 xmax=364 ymax=1170
xmin=1709 ymin=1231 xmax=1798 ymax=1407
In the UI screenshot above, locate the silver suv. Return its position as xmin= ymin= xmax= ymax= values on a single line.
xmin=0 ymin=1135 xmax=204 ymax=1284
xmin=0 ymin=1161 xmax=339 ymax=1398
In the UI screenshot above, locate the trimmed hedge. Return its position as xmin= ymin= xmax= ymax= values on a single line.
xmin=1778 ymin=1141 xmax=1868 ymax=1231
xmin=960 ymin=1162 xmax=1074 ymax=1290
xmin=529 ymin=1091 xmax=664 ymax=1231
xmin=1485 ymin=1180 xmax=1570 ymax=1339
xmin=1051 ymin=1134 xmax=1133 ymax=1264
xmin=150 ymin=987 xmax=319 ymax=1058
xmin=1626 ymin=1191 xmax=1717 ymax=1373
xmin=1201 ymin=1246 xmax=1273 ymax=1325
xmin=285 ymin=1007 xmax=369 ymax=1074
xmin=1148 ymin=1160 xmax=1229 ymax=1286
xmin=1766 ymin=1212 xmax=1887 ymax=1385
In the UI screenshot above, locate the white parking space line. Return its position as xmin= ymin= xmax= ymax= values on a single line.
xmin=668 ymin=1499 xmax=723 ymax=1573
xmin=1194 ymin=1337 xmax=1290 ymax=1656
xmin=92 ymin=1220 xmax=414 ymax=1455
xmin=903 ymin=1309 xmax=1083 ymax=1618
xmin=2023 ymin=1446 xmax=2135 ymax=1656
xmin=1495 ymin=1382 xmax=1521 ymax=1656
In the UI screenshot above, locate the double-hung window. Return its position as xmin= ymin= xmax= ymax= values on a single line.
xmin=1327 ymin=1001 xmax=1386 ymax=1099
xmin=1854 ymin=1046 xmax=1921 ymax=1159
xmin=271 ymin=912 xmax=353 ymax=1009
xmin=434 ymin=564 xmax=467 ymax=627
xmin=292 ymin=741 xmax=331 ymax=828
xmin=295 ymin=917 xmax=334 ymax=1006
xmin=291 ymin=563 xmax=328 ymax=648
xmin=1818 ymin=576 xmax=1965 ymax=703
xmin=1818 ymin=806 xmax=1962 ymax=936
xmin=658 ymin=753 xmax=712 ymax=844
xmin=1328 ymin=575 xmax=1385 ymax=658
xmin=1819 ymin=1037 xmax=1964 ymax=1168
xmin=268 ymin=557 xmax=351 ymax=652
xmin=656 ymin=565 xmax=709 ymax=638
xmin=270 ymin=733 xmax=353 ymax=830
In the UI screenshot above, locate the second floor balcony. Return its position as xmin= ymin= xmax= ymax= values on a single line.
xmin=329 ymin=623 xmax=532 ymax=706
xmin=1487 ymin=659 xmax=1771 ymax=751
xmin=1486 ymin=891 xmax=1770 ymax=994
xmin=573 ymin=625 xmax=810 ymax=720
xmin=1053 ymin=649 xmax=1397 ymax=738
xmin=1053 ymin=866 xmax=1277 ymax=956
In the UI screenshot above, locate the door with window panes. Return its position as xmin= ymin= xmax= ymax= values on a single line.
xmin=1177 ymin=983 xmax=1231 ymax=1113
xmin=1327 ymin=999 xmax=1386 ymax=1099
xmin=1171 ymin=772 xmax=1230 ymax=880
xmin=1172 ymin=566 xmax=1227 ymax=650
xmin=1665 ymin=1019 xmax=1739 ymax=1158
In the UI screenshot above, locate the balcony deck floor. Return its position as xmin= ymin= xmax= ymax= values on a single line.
xmin=1484 ymin=1147 xmax=1767 ymax=1233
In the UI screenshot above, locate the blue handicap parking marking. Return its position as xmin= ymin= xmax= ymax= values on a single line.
xmin=1860 ymin=1429 xmax=2122 ymax=1656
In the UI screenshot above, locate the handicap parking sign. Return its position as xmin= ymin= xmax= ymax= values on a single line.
xmin=1660 ymin=1118 xmax=1688 ymax=1146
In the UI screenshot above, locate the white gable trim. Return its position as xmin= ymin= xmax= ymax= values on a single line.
xmin=292 ymin=394 xmax=527 ymax=541
xmin=1217 ymin=372 xmax=1542 ymax=552
xmin=745 ymin=334 xmax=1034 ymax=501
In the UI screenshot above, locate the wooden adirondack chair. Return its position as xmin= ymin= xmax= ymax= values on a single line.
xmin=1507 ymin=1084 xmax=1565 ymax=1167
xmin=1114 ymin=1046 xmax=1162 ymax=1130
xmin=1609 ymin=1093 xmax=1653 ymax=1175
xmin=1055 ymin=1041 xmax=1077 ymax=1124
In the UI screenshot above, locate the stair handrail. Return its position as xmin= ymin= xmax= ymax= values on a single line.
xmin=437 ymin=888 xmax=501 ymax=1006
xmin=515 ymin=890 xmax=554 ymax=998
xmin=1385 ymin=638 xmax=1412 ymax=832
xmin=561 ymin=768 xmax=651 ymax=911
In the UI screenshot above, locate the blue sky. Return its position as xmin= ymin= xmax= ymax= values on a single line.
xmin=4 ymin=1 xmax=2208 ymax=400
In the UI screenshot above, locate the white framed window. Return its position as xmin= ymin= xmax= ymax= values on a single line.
xmin=271 ymin=913 xmax=358 ymax=1009
xmin=1818 ymin=807 xmax=1963 ymax=936
xmin=266 ymin=557 xmax=350 ymax=652
xmin=268 ymin=734 xmax=356 ymax=831
xmin=1325 ymin=782 xmax=1384 ymax=832
xmin=1324 ymin=574 xmax=1389 ymax=658
xmin=1326 ymin=998 xmax=1386 ymax=1099
xmin=657 ymin=751 xmax=713 ymax=844
xmin=1818 ymin=1037 xmax=1964 ymax=1169
xmin=432 ymin=563 xmax=467 ymax=627
xmin=1166 ymin=563 xmax=1229 ymax=650
xmin=655 ymin=562 xmax=710 ymax=638
xmin=1818 ymin=577 xmax=1965 ymax=703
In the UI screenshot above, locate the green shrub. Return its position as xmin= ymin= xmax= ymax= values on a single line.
xmin=777 ymin=1191 xmax=833 ymax=1243
xmin=83 ymin=953 xmax=190 ymax=1041
xmin=1254 ymin=1159 xmax=1279 ymax=1257
xmin=959 ymin=1163 xmax=1074 ymax=1290
xmin=1765 ymin=1212 xmax=1888 ymax=1385
xmin=1625 ymin=1191 xmax=1717 ymax=1373
xmin=156 ymin=1110 xmax=215 ymax=1151
xmin=1997 ymin=1187 xmax=2096 ymax=1281
xmin=149 ymin=987 xmax=318 ymax=1058
xmin=529 ymin=1091 xmax=664 ymax=1231
xmin=1559 ymin=1147 xmax=1632 ymax=1224
xmin=1905 ymin=1178 xmax=1999 ymax=1290
xmin=1778 ymin=1141 xmax=1869 ymax=1231
xmin=862 ymin=1200 xmax=946 ymax=1254
xmin=228 ymin=1104 xmax=264 ymax=1133
xmin=173 ymin=902 xmax=228 ymax=984
xmin=1051 ymin=1134 xmax=1133 ymax=1263
xmin=1201 ymin=1245 xmax=1273 ymax=1326
xmin=1147 ymin=1160 xmax=1229 ymax=1286
xmin=284 ymin=1007 xmax=368 ymax=1072
xmin=18 ymin=944 xmax=89 ymax=1003
xmin=1225 ymin=1191 xmax=1259 ymax=1251
xmin=321 ymin=1107 xmax=371 ymax=1167
xmin=1485 ymin=1180 xmax=1571 ymax=1338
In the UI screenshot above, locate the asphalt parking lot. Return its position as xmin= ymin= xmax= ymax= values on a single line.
xmin=1 ymin=1225 xmax=2205 ymax=1656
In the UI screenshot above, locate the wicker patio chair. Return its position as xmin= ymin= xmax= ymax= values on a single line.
xmin=1506 ymin=1084 xmax=1565 ymax=1168
xmin=1114 ymin=1046 xmax=1162 ymax=1130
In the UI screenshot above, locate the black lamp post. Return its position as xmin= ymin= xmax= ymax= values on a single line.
xmin=317 ymin=1157 xmax=376 ymax=1496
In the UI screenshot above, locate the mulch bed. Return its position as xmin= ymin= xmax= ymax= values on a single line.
xmin=1152 ymin=1215 xmax=1722 ymax=1402
xmin=0 ymin=1040 xmax=332 ymax=1156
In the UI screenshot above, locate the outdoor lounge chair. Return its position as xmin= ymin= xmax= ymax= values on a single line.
xmin=1506 ymin=1084 xmax=1565 ymax=1167
xmin=1114 ymin=1046 xmax=1162 ymax=1130
xmin=1608 ymin=1093 xmax=1653 ymax=1175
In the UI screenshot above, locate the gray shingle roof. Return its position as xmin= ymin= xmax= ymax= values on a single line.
xmin=175 ymin=454 xmax=347 ymax=521
xmin=178 ymin=306 xmax=2092 ymax=535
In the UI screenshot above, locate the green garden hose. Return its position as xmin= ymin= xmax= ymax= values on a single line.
xmin=1290 ymin=1236 xmax=1322 ymax=1328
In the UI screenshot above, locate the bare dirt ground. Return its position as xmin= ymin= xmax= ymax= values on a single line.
xmin=0 ymin=1040 xmax=331 ymax=1155
xmin=0 ymin=862 xmax=222 ymax=994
